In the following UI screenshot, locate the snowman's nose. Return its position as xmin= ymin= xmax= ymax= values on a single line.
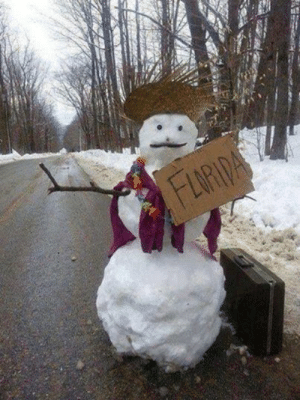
xmin=166 ymin=137 xmax=170 ymax=142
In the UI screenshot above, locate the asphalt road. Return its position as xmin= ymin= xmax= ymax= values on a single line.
xmin=0 ymin=156 xmax=113 ymax=399
xmin=0 ymin=156 xmax=299 ymax=400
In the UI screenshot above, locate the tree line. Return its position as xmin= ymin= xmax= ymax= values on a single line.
xmin=0 ymin=3 xmax=61 ymax=155
xmin=55 ymin=0 xmax=299 ymax=160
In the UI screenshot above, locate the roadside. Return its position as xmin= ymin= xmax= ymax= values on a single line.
xmin=75 ymin=153 xmax=300 ymax=336
xmin=75 ymin=153 xmax=300 ymax=400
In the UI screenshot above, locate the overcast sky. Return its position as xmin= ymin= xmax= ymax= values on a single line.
xmin=2 ymin=0 xmax=76 ymax=126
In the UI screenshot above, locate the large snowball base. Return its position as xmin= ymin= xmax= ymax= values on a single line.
xmin=96 ymin=240 xmax=226 ymax=372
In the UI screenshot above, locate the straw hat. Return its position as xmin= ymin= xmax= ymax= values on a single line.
xmin=124 ymin=77 xmax=214 ymax=124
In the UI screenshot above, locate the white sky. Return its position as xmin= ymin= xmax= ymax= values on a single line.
xmin=2 ymin=0 xmax=76 ymax=126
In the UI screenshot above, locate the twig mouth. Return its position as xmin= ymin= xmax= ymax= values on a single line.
xmin=150 ymin=142 xmax=187 ymax=148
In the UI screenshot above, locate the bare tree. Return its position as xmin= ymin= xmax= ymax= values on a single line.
xmin=135 ymin=0 xmax=143 ymax=80
xmin=55 ymin=60 xmax=93 ymax=149
xmin=63 ymin=117 xmax=85 ymax=152
xmin=34 ymin=100 xmax=61 ymax=153
xmin=160 ymin=0 xmax=174 ymax=75
xmin=7 ymin=45 xmax=45 ymax=153
xmin=0 ymin=4 xmax=61 ymax=155
xmin=270 ymin=0 xmax=292 ymax=160
xmin=0 ymin=43 xmax=10 ymax=154
xmin=0 ymin=6 xmax=10 ymax=154
xmin=84 ymin=0 xmax=100 ymax=148
xmin=49 ymin=0 xmax=298 ymax=160
xmin=183 ymin=0 xmax=237 ymax=139
xmin=183 ymin=0 xmax=211 ymax=78
xmin=289 ymin=12 xmax=300 ymax=136
xmin=1 ymin=33 xmax=59 ymax=154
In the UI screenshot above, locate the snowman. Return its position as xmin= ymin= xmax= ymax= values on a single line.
xmin=96 ymin=77 xmax=226 ymax=372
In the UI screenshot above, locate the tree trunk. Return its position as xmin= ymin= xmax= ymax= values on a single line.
xmin=0 ymin=45 xmax=10 ymax=154
xmin=226 ymin=0 xmax=239 ymax=133
xmin=119 ymin=0 xmax=130 ymax=96
xmin=243 ymin=0 xmax=277 ymax=129
xmin=238 ymin=0 xmax=259 ymax=130
xmin=183 ymin=0 xmax=221 ymax=141
xmin=86 ymin=0 xmax=100 ymax=149
xmin=270 ymin=0 xmax=291 ymax=160
xmin=101 ymin=0 xmax=121 ymax=151
xmin=135 ymin=0 xmax=143 ymax=80
xmin=26 ymin=94 xmax=36 ymax=154
xmin=289 ymin=15 xmax=300 ymax=136
xmin=160 ymin=0 xmax=172 ymax=75
xmin=182 ymin=0 xmax=211 ymax=81
xmin=265 ymin=52 xmax=277 ymax=156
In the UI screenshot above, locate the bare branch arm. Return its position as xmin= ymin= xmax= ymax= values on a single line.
xmin=40 ymin=162 xmax=60 ymax=189
xmin=39 ymin=163 xmax=130 ymax=197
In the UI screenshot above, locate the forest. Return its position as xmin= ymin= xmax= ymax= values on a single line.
xmin=0 ymin=0 xmax=299 ymax=160
xmin=0 ymin=3 xmax=61 ymax=155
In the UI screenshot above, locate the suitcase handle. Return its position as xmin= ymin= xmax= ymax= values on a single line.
xmin=234 ymin=255 xmax=254 ymax=268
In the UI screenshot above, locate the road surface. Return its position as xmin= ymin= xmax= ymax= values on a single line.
xmin=0 ymin=155 xmax=299 ymax=400
xmin=0 ymin=156 xmax=113 ymax=399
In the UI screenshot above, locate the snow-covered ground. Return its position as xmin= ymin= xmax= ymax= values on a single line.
xmin=237 ymin=127 xmax=300 ymax=233
xmin=1 ymin=127 xmax=300 ymax=335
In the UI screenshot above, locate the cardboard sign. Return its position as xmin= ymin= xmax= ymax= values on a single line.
xmin=153 ymin=135 xmax=255 ymax=226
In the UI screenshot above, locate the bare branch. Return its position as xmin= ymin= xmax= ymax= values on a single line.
xmin=39 ymin=163 xmax=130 ymax=197
xmin=201 ymin=0 xmax=227 ymax=29
xmin=115 ymin=6 xmax=193 ymax=50
xmin=238 ymin=12 xmax=270 ymax=34
xmin=40 ymin=162 xmax=60 ymax=189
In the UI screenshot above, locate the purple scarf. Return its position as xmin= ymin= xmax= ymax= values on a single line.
xmin=203 ymin=208 xmax=221 ymax=255
xmin=108 ymin=160 xmax=221 ymax=257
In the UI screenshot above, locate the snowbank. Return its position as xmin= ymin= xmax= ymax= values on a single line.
xmin=237 ymin=128 xmax=300 ymax=234
xmin=75 ymin=148 xmax=138 ymax=174
xmin=0 ymin=149 xmax=22 ymax=164
xmin=0 ymin=149 xmax=67 ymax=165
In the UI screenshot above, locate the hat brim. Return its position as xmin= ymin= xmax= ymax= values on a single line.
xmin=124 ymin=81 xmax=213 ymax=123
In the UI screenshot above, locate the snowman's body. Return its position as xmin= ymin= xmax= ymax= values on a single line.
xmin=96 ymin=114 xmax=226 ymax=372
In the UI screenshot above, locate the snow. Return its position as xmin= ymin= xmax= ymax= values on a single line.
xmin=97 ymin=240 xmax=225 ymax=372
xmin=0 ymin=148 xmax=68 ymax=165
xmin=0 ymin=149 xmax=22 ymax=164
xmin=236 ymin=128 xmax=300 ymax=234
xmin=76 ymin=147 xmax=138 ymax=174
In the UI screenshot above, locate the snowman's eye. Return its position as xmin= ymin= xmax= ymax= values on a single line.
xmin=178 ymin=125 xmax=183 ymax=131
xmin=157 ymin=124 xmax=163 ymax=130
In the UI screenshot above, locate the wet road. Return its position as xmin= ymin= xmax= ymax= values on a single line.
xmin=0 ymin=156 xmax=299 ymax=400
xmin=0 ymin=156 xmax=113 ymax=399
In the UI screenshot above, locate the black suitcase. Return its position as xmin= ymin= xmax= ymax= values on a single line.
xmin=220 ymin=248 xmax=285 ymax=356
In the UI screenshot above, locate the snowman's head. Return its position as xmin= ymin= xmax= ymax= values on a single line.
xmin=139 ymin=113 xmax=198 ymax=168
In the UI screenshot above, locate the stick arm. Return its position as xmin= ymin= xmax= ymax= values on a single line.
xmin=39 ymin=163 xmax=130 ymax=197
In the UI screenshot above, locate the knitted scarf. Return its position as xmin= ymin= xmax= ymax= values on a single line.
xmin=108 ymin=159 xmax=221 ymax=257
